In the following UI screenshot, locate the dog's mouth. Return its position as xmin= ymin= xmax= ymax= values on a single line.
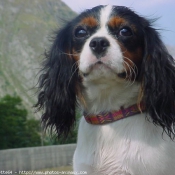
xmin=82 ymin=61 xmax=117 ymax=77
xmin=82 ymin=61 xmax=127 ymax=79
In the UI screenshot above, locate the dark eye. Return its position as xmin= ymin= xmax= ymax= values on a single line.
xmin=119 ymin=27 xmax=133 ymax=37
xmin=75 ymin=27 xmax=88 ymax=38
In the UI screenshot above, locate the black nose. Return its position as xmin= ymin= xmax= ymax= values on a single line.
xmin=89 ymin=37 xmax=110 ymax=58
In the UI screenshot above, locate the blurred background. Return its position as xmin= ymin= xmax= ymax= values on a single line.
xmin=0 ymin=0 xmax=174 ymax=173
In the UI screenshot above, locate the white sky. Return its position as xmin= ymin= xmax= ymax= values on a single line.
xmin=62 ymin=0 xmax=175 ymax=46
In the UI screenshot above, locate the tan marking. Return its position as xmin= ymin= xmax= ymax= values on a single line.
xmin=72 ymin=48 xmax=80 ymax=61
xmin=108 ymin=17 xmax=127 ymax=28
xmin=76 ymin=83 xmax=87 ymax=108
xmin=124 ymin=48 xmax=142 ymax=74
xmin=108 ymin=17 xmax=137 ymax=32
xmin=120 ymin=42 xmax=143 ymax=64
xmin=119 ymin=42 xmax=143 ymax=80
xmin=80 ymin=17 xmax=98 ymax=27
xmin=68 ymin=51 xmax=85 ymax=106
xmin=123 ymin=47 xmax=143 ymax=66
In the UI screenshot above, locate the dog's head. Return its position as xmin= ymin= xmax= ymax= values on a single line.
xmin=77 ymin=5 xmax=144 ymax=82
xmin=35 ymin=5 xmax=175 ymax=139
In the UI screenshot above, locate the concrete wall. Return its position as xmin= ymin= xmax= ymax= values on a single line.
xmin=0 ymin=144 xmax=76 ymax=171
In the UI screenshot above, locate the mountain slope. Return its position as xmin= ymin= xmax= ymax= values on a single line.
xmin=0 ymin=0 xmax=175 ymax=118
xmin=0 ymin=0 xmax=76 ymax=117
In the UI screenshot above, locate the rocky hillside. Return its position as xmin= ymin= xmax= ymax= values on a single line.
xmin=0 ymin=0 xmax=175 ymax=118
xmin=0 ymin=0 xmax=76 ymax=117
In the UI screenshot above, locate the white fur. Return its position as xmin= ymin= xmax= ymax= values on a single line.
xmin=74 ymin=5 xmax=175 ymax=175
xmin=74 ymin=115 xmax=175 ymax=175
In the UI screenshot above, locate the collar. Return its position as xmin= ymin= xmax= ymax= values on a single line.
xmin=84 ymin=103 xmax=145 ymax=125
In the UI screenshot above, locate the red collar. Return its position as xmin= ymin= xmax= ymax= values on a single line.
xmin=84 ymin=103 xmax=145 ymax=125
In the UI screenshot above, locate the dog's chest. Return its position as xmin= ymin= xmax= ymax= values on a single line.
xmin=73 ymin=116 xmax=175 ymax=175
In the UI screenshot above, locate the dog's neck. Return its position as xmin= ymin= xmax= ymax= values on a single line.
xmin=82 ymin=76 xmax=140 ymax=114
xmin=84 ymin=102 xmax=145 ymax=125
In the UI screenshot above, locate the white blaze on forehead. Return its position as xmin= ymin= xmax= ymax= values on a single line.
xmin=100 ymin=5 xmax=113 ymax=28
xmin=92 ymin=5 xmax=113 ymax=37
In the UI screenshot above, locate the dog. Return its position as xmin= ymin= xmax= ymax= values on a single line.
xmin=35 ymin=5 xmax=175 ymax=175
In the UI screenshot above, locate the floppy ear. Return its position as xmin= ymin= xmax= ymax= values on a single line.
xmin=35 ymin=25 xmax=80 ymax=138
xmin=140 ymin=23 xmax=175 ymax=139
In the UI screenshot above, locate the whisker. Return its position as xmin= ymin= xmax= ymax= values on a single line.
xmin=123 ymin=61 xmax=132 ymax=86
xmin=124 ymin=56 xmax=138 ymax=75
xmin=122 ymin=61 xmax=130 ymax=83
xmin=123 ymin=60 xmax=137 ymax=87
xmin=67 ymin=60 xmax=80 ymax=88
xmin=57 ymin=49 xmax=81 ymax=57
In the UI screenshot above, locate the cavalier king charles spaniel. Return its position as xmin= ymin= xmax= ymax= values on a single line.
xmin=36 ymin=5 xmax=175 ymax=175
